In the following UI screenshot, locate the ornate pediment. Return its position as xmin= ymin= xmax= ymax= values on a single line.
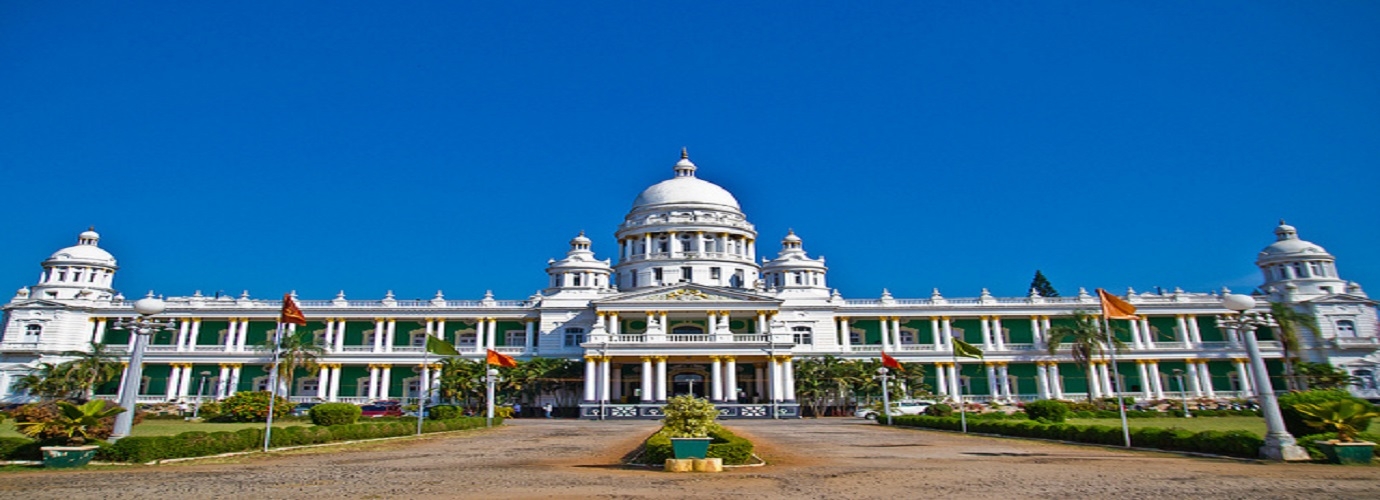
xmin=593 ymin=284 xmax=781 ymax=306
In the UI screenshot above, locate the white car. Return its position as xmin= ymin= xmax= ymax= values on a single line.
xmin=854 ymin=400 xmax=935 ymax=420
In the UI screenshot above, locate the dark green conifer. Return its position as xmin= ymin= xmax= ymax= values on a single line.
xmin=1029 ymin=270 xmax=1059 ymax=297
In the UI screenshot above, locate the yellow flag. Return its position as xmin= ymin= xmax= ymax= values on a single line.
xmin=1096 ymin=288 xmax=1138 ymax=320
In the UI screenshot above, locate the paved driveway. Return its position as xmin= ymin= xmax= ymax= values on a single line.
xmin=2 ymin=418 xmax=1378 ymax=499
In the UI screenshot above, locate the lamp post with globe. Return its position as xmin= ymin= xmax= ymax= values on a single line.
xmin=1219 ymin=293 xmax=1309 ymax=461
xmin=109 ymin=295 xmax=179 ymax=440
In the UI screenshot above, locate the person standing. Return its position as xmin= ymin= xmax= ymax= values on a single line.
xmin=543 ymin=403 xmax=553 ymax=418
xmin=513 ymin=402 xmax=522 ymax=418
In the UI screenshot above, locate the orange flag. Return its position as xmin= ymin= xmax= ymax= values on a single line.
xmin=487 ymin=349 xmax=518 ymax=368
xmin=279 ymin=293 xmax=307 ymax=325
xmin=880 ymin=351 xmax=904 ymax=371
xmin=1096 ymin=288 xmax=1138 ymax=320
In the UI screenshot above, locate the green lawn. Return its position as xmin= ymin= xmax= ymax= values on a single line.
xmin=1067 ymin=416 xmax=1380 ymax=437
xmin=0 ymin=418 xmax=308 ymax=439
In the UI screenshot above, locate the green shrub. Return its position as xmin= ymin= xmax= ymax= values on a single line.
xmin=212 ymin=391 xmax=293 ymax=423
xmin=925 ymin=404 xmax=953 ymax=417
xmin=640 ymin=424 xmax=754 ymax=465
xmin=1278 ymin=389 xmax=1377 ymax=439
xmin=0 ymin=437 xmax=41 ymax=460
xmin=428 ymin=405 xmax=463 ymax=420
xmin=310 ymin=403 xmax=362 ymax=426
xmin=890 ymin=415 xmax=1264 ymax=458
xmin=1024 ymin=400 xmax=1071 ymax=423
xmin=661 ymin=395 xmax=718 ymax=438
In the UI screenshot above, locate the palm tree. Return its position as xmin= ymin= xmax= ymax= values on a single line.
xmin=437 ymin=358 xmax=488 ymax=412
xmin=1045 ymin=311 xmax=1127 ymax=400
xmin=257 ymin=328 xmax=325 ymax=398
xmin=1268 ymin=302 xmax=1320 ymax=391
xmin=60 ymin=342 xmax=122 ymax=400
xmin=14 ymin=363 xmax=80 ymax=400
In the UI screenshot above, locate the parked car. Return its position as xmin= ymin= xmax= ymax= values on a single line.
xmin=290 ymin=403 xmax=320 ymax=417
xmin=360 ymin=404 xmax=404 ymax=418
xmin=854 ymin=400 xmax=935 ymax=420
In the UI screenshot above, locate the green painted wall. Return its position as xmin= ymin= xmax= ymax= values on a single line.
xmin=1146 ymin=317 xmax=1179 ymax=344
xmin=853 ymin=319 xmax=882 ymax=345
xmin=899 ymin=319 xmax=935 ymax=344
xmin=1003 ymin=318 xmax=1034 ymax=344
xmin=102 ymin=328 xmax=130 ymax=346
xmin=196 ymin=320 xmax=229 ymax=345
xmin=951 ymin=319 xmax=982 ymax=345
xmin=244 ymin=322 xmax=274 ymax=347
xmin=1054 ymin=362 xmax=1091 ymax=394
xmin=343 ymin=320 xmax=371 ymax=346
xmin=394 ymin=321 xmax=426 ymax=346
xmin=1195 ymin=316 xmax=1224 ymax=342
xmin=957 ymin=363 xmax=992 ymax=396
xmin=340 ymin=366 xmax=368 ymax=397
xmin=1007 ymin=363 xmax=1037 ymax=394
xmin=144 ymin=364 xmax=171 ymax=395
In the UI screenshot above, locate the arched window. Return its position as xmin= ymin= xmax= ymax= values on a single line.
xmin=24 ymin=324 xmax=42 ymax=340
xmin=1336 ymin=320 xmax=1357 ymax=337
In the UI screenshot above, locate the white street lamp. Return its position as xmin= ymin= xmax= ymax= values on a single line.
xmin=485 ymin=368 xmax=501 ymax=428
xmin=110 ymin=294 xmax=178 ymax=440
xmin=1219 ymin=294 xmax=1308 ymax=461
xmin=875 ymin=367 xmax=893 ymax=426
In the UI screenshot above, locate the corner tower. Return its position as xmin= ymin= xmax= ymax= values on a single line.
xmin=24 ymin=227 xmax=119 ymax=302
xmin=1257 ymin=221 xmax=1354 ymax=301
xmin=613 ymin=150 xmax=760 ymax=290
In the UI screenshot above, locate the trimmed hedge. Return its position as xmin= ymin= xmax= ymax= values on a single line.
xmin=428 ymin=405 xmax=463 ymax=421
xmin=1024 ymin=400 xmax=1070 ymax=423
xmin=0 ymin=436 xmax=42 ymax=461
xmin=639 ymin=425 xmax=754 ymax=465
xmin=309 ymin=403 xmax=362 ymax=426
xmin=889 ymin=415 xmax=1265 ymax=459
xmin=96 ymin=416 xmax=497 ymax=463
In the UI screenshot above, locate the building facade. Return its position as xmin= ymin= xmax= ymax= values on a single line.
xmin=3 ymin=152 xmax=1378 ymax=418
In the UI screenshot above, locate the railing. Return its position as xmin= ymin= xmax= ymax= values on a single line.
xmin=145 ymin=345 xmax=178 ymax=352
xmin=843 ymin=293 xmax=1234 ymax=308
xmin=340 ymin=346 xmax=376 ymax=352
xmin=194 ymin=345 xmax=228 ymax=352
xmin=666 ymin=334 xmax=714 ymax=342
xmin=612 ymin=335 xmax=646 ymax=343
xmin=0 ymin=342 xmax=45 ymax=351
xmin=495 ymin=346 xmax=526 ymax=354
xmin=733 ymin=334 xmax=768 ymax=342
xmin=1336 ymin=337 xmax=1380 ymax=346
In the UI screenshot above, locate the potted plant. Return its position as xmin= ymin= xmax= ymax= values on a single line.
xmin=661 ymin=395 xmax=717 ymax=459
xmin=14 ymin=400 xmax=125 ymax=468
xmin=1294 ymin=400 xmax=1380 ymax=464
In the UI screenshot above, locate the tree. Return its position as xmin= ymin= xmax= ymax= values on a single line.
xmin=1268 ymin=302 xmax=1320 ymax=391
xmin=257 ymin=328 xmax=325 ymax=398
xmin=13 ymin=362 xmax=80 ymax=400
xmin=59 ymin=342 xmax=122 ymax=400
xmin=1045 ymin=311 xmax=1127 ymax=400
xmin=1029 ymin=270 xmax=1060 ymax=298
xmin=437 ymin=358 xmax=489 ymax=412
xmin=1296 ymin=362 xmax=1360 ymax=390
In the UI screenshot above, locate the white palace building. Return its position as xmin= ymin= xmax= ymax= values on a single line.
xmin=3 ymin=152 xmax=1379 ymax=418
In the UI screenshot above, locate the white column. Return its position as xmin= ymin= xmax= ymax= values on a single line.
xmin=611 ymin=365 xmax=622 ymax=400
xmin=936 ymin=363 xmax=949 ymax=396
xmin=599 ymin=357 xmax=611 ymax=403
xmin=368 ymin=365 xmax=380 ymax=399
xmin=92 ymin=318 xmax=108 ymax=344
xmin=1049 ymin=363 xmax=1064 ymax=400
xmin=1029 ymin=317 xmax=1042 ymax=348
xmin=1235 ymin=359 xmax=1254 ymax=397
xmin=1098 ymin=362 xmax=1114 ymax=396
xmin=176 ymin=320 xmax=190 ymax=352
xmin=640 ymin=357 xmax=653 ymax=402
xmin=223 ymin=319 xmax=238 ymax=352
xmin=166 ymin=364 xmax=182 ymax=400
xmin=980 ymin=317 xmax=993 ymax=350
xmin=984 ymin=363 xmax=998 ymax=398
xmin=329 ymin=365 xmax=342 ymax=401
xmin=1087 ymin=363 xmax=1103 ymax=399
xmin=784 ymin=357 xmax=796 ymax=401
xmin=1035 ymin=363 xmax=1050 ymax=399
xmin=1198 ymin=361 xmax=1216 ymax=398
xmin=385 ymin=319 xmax=396 ymax=353
xmin=1138 ymin=362 xmax=1154 ymax=399
xmin=237 ymin=319 xmax=250 ymax=351
xmin=757 ymin=312 xmax=767 ymax=334
xmin=473 ymin=319 xmax=486 ymax=354
xmin=335 ymin=320 xmax=347 ymax=352
xmin=524 ymin=320 xmax=536 ymax=352
xmin=1174 ymin=315 xmax=1190 ymax=347
xmin=1140 ymin=318 xmax=1156 ymax=349
xmin=655 ymin=357 xmax=668 ymax=401
xmin=658 ymin=313 xmax=668 ymax=335
xmin=189 ymin=319 xmax=201 ymax=349
xmin=711 ymin=357 xmax=724 ymax=401
xmin=430 ymin=367 xmax=442 ymax=404
xmin=891 ymin=317 xmax=903 ymax=347
xmin=1148 ymin=361 xmax=1165 ymax=399
xmin=768 ymin=357 xmax=781 ymax=402
xmin=725 ymin=357 xmax=738 ymax=402
xmin=942 ymin=318 xmax=954 ymax=349
xmin=583 ymin=356 xmax=597 ymax=402
xmin=373 ymin=320 xmax=384 ymax=352
xmin=217 ymin=365 xmax=231 ymax=399
xmin=1185 ymin=361 xmax=1203 ymax=397
xmin=840 ymin=318 xmax=852 ymax=351
xmin=948 ymin=363 xmax=962 ymax=400
xmin=1187 ymin=316 xmax=1203 ymax=344
xmin=1129 ymin=319 xmax=1145 ymax=349
xmin=707 ymin=313 xmax=718 ymax=337
xmin=931 ymin=318 xmax=942 ymax=349
xmin=436 ymin=319 xmax=446 ymax=338
xmin=997 ymin=363 xmax=1011 ymax=400
xmin=324 ymin=319 xmax=336 ymax=353
xmin=379 ymin=366 xmax=391 ymax=400
xmin=879 ymin=318 xmax=891 ymax=351
xmin=181 ymin=364 xmax=197 ymax=399
xmin=992 ymin=317 xmax=1005 ymax=351
xmin=229 ymin=365 xmax=242 ymax=396
xmin=609 ymin=313 xmax=619 ymax=335
xmin=487 ymin=318 xmax=497 ymax=350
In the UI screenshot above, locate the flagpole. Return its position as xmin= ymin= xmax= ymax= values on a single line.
xmin=952 ymin=347 xmax=966 ymax=433
xmin=263 ymin=322 xmax=284 ymax=452
xmin=417 ymin=348 xmax=429 ymax=435
xmin=1102 ymin=315 xmax=1132 ymax=448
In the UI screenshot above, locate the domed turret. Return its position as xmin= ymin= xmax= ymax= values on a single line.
xmin=25 ymin=227 xmax=119 ymax=301
xmin=761 ymin=230 xmax=829 ymax=296
xmin=545 ymin=231 xmax=614 ymax=295
xmin=614 ymin=150 xmax=760 ymax=290
xmin=1257 ymin=220 xmax=1349 ymax=300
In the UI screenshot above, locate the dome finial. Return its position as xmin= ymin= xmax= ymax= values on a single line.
xmin=673 ymin=149 xmax=697 ymax=177
xmin=681 ymin=147 xmax=688 ymax=159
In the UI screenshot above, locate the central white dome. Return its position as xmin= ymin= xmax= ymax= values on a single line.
xmin=632 ymin=176 xmax=741 ymax=211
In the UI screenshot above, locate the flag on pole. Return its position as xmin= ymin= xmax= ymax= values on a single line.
xmin=1096 ymin=288 xmax=1139 ymax=320
xmin=279 ymin=293 xmax=307 ymax=325
xmin=952 ymin=338 xmax=984 ymax=359
xmin=426 ymin=335 xmax=461 ymax=356
xmin=486 ymin=349 xmax=518 ymax=368
xmin=880 ymin=351 xmax=904 ymax=371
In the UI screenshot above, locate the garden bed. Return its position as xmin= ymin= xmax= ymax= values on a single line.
xmin=627 ymin=425 xmax=757 ymax=466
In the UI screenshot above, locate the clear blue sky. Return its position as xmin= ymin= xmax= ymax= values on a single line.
xmin=2 ymin=2 xmax=1377 ymax=303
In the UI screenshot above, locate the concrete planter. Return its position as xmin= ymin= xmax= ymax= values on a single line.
xmin=670 ymin=437 xmax=712 ymax=459
xmin=41 ymin=445 xmax=99 ymax=468
xmin=1316 ymin=441 xmax=1375 ymax=465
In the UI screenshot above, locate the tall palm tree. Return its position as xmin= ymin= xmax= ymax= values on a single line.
xmin=1045 ymin=311 xmax=1127 ymax=400
xmin=1269 ymin=302 xmax=1320 ymax=391
xmin=257 ymin=328 xmax=325 ymax=398
xmin=437 ymin=358 xmax=488 ymax=412
xmin=60 ymin=341 xmax=122 ymax=400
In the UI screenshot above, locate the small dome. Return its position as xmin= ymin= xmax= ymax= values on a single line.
xmin=571 ymin=231 xmax=591 ymax=245
xmin=783 ymin=230 xmax=802 ymax=243
xmin=1258 ymin=221 xmax=1331 ymax=260
xmin=46 ymin=228 xmax=116 ymax=266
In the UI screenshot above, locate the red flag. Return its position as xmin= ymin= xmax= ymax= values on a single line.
xmin=279 ymin=293 xmax=307 ymax=326
xmin=1096 ymin=288 xmax=1139 ymax=320
xmin=487 ymin=349 xmax=518 ymax=368
xmin=881 ymin=351 xmax=904 ymax=371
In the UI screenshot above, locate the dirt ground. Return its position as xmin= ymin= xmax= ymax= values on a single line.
xmin=3 ymin=418 xmax=1379 ymax=499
